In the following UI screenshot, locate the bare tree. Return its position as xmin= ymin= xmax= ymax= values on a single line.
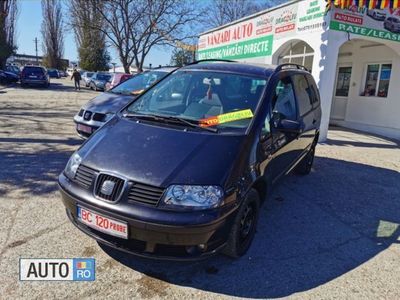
xmin=206 ymin=0 xmax=286 ymax=28
xmin=92 ymin=0 xmax=202 ymax=73
xmin=41 ymin=0 xmax=64 ymax=69
xmin=68 ymin=0 xmax=110 ymax=71
xmin=0 ymin=0 xmax=18 ymax=68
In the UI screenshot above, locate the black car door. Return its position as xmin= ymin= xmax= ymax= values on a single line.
xmin=260 ymin=75 xmax=301 ymax=183
xmin=291 ymin=74 xmax=316 ymax=155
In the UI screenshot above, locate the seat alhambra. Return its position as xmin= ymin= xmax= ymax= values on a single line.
xmin=59 ymin=60 xmax=321 ymax=260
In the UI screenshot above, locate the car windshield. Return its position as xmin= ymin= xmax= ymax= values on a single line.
xmin=125 ymin=70 xmax=268 ymax=131
xmin=86 ymin=72 xmax=94 ymax=77
xmin=109 ymin=70 xmax=169 ymax=95
xmin=97 ymin=74 xmax=111 ymax=81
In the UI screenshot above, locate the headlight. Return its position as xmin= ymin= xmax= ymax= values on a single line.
xmin=64 ymin=152 xmax=82 ymax=180
xmin=161 ymin=185 xmax=224 ymax=210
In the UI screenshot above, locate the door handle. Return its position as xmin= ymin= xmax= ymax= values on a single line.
xmin=312 ymin=119 xmax=316 ymax=124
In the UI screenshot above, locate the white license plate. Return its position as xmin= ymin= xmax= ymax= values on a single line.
xmin=29 ymin=75 xmax=37 ymax=78
xmin=77 ymin=206 xmax=128 ymax=239
xmin=77 ymin=124 xmax=92 ymax=134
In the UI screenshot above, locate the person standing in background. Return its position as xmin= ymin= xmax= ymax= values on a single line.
xmin=71 ymin=69 xmax=82 ymax=91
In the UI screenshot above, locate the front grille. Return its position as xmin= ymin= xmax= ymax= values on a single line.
xmin=127 ymin=182 xmax=164 ymax=206
xmin=92 ymin=113 xmax=106 ymax=122
xmin=74 ymin=164 xmax=96 ymax=188
xmin=95 ymin=174 xmax=125 ymax=201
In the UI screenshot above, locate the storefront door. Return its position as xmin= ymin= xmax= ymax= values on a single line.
xmin=331 ymin=65 xmax=352 ymax=120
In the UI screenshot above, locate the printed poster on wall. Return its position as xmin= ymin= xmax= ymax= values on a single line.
xmin=330 ymin=4 xmax=400 ymax=42
xmin=296 ymin=0 xmax=327 ymax=34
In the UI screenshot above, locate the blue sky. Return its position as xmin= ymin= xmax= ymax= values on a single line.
xmin=17 ymin=0 xmax=172 ymax=67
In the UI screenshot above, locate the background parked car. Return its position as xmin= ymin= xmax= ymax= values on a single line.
xmin=20 ymin=66 xmax=50 ymax=88
xmin=47 ymin=69 xmax=60 ymax=79
xmin=74 ymin=67 xmax=176 ymax=138
xmin=58 ymin=70 xmax=67 ymax=77
xmin=6 ymin=64 xmax=21 ymax=76
xmin=105 ymin=73 xmax=133 ymax=90
xmin=88 ymin=72 xmax=112 ymax=91
xmin=384 ymin=16 xmax=400 ymax=33
xmin=0 ymin=70 xmax=19 ymax=84
xmin=82 ymin=71 xmax=94 ymax=87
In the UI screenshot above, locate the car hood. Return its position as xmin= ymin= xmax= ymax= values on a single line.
xmin=80 ymin=118 xmax=245 ymax=187
xmin=82 ymin=92 xmax=135 ymax=114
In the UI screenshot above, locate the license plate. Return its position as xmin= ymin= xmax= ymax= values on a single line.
xmin=77 ymin=206 xmax=128 ymax=239
xmin=29 ymin=75 xmax=37 ymax=78
xmin=77 ymin=124 xmax=92 ymax=134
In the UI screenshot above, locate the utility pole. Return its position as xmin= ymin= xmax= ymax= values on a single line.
xmin=34 ymin=37 xmax=38 ymax=65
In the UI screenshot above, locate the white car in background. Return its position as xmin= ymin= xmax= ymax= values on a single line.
xmin=367 ymin=9 xmax=387 ymax=21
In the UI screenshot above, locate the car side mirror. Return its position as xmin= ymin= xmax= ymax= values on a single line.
xmin=274 ymin=118 xmax=303 ymax=134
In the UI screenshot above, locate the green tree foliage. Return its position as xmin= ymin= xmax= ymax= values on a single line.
xmin=170 ymin=48 xmax=194 ymax=67
xmin=0 ymin=0 xmax=18 ymax=69
xmin=69 ymin=0 xmax=110 ymax=71
xmin=41 ymin=0 xmax=64 ymax=69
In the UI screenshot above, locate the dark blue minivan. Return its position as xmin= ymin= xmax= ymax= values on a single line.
xmin=59 ymin=60 xmax=321 ymax=260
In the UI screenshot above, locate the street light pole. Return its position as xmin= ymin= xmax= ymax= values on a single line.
xmin=34 ymin=37 xmax=39 ymax=65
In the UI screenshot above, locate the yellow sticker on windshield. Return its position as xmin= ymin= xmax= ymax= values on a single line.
xmin=200 ymin=109 xmax=254 ymax=127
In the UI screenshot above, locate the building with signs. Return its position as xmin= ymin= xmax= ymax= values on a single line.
xmin=198 ymin=0 xmax=400 ymax=141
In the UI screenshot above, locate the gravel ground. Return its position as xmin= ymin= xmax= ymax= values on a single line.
xmin=0 ymin=79 xmax=399 ymax=299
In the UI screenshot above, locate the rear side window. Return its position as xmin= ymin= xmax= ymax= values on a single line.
xmin=272 ymin=77 xmax=297 ymax=121
xmin=306 ymin=75 xmax=320 ymax=107
xmin=292 ymin=74 xmax=313 ymax=116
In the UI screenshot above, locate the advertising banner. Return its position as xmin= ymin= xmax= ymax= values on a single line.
xmin=198 ymin=0 xmax=327 ymax=60
xmin=330 ymin=5 xmax=400 ymax=42
xmin=198 ymin=2 xmax=307 ymax=60
xmin=297 ymin=0 xmax=327 ymax=33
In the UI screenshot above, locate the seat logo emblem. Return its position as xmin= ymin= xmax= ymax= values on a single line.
xmin=100 ymin=180 xmax=115 ymax=196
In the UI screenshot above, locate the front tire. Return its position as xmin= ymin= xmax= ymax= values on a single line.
xmin=222 ymin=189 xmax=260 ymax=258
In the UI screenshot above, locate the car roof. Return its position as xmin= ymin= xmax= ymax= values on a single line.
xmin=179 ymin=61 xmax=277 ymax=78
xmin=147 ymin=67 xmax=177 ymax=72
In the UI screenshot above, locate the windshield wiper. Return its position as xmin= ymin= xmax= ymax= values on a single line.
xmin=122 ymin=113 xmax=218 ymax=133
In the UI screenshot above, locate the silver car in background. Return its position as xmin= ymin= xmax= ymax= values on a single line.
xmin=74 ymin=67 xmax=176 ymax=138
xmin=82 ymin=71 xmax=95 ymax=87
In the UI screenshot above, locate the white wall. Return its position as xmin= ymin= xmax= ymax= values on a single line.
xmin=332 ymin=39 xmax=400 ymax=140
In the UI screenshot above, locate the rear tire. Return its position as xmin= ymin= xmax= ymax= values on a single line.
xmin=294 ymin=141 xmax=316 ymax=175
xmin=222 ymin=189 xmax=260 ymax=258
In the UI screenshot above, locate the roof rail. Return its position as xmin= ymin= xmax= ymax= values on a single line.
xmin=275 ymin=63 xmax=310 ymax=73
xmin=187 ymin=59 xmax=237 ymax=65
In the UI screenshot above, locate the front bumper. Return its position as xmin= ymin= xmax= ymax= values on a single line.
xmin=73 ymin=115 xmax=104 ymax=138
xmin=58 ymin=174 xmax=237 ymax=260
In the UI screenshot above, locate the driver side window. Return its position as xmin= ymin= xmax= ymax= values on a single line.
xmin=272 ymin=77 xmax=297 ymax=121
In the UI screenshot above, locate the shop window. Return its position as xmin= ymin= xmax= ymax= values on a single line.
xmin=278 ymin=41 xmax=314 ymax=72
xmin=335 ymin=67 xmax=352 ymax=97
xmin=361 ymin=63 xmax=392 ymax=98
